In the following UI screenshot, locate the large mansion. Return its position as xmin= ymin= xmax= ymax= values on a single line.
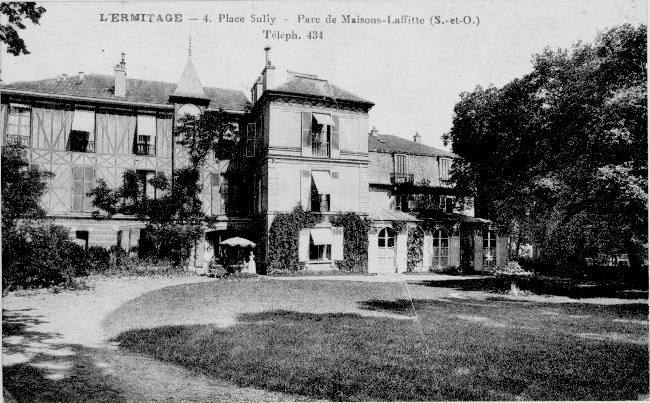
xmin=0 ymin=47 xmax=507 ymax=274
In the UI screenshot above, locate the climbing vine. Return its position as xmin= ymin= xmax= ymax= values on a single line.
xmin=267 ymin=204 xmax=322 ymax=274
xmin=407 ymin=224 xmax=424 ymax=272
xmin=330 ymin=212 xmax=372 ymax=273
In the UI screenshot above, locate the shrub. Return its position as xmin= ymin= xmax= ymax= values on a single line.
xmin=141 ymin=223 xmax=203 ymax=267
xmin=429 ymin=265 xmax=462 ymax=275
xmin=2 ymin=221 xmax=84 ymax=290
xmin=330 ymin=212 xmax=372 ymax=273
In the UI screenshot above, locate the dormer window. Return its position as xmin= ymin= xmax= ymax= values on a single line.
xmin=135 ymin=115 xmax=156 ymax=156
xmin=69 ymin=110 xmax=95 ymax=153
xmin=311 ymin=113 xmax=333 ymax=157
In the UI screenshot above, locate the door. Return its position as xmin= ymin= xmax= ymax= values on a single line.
xmin=460 ymin=229 xmax=474 ymax=271
xmin=377 ymin=227 xmax=396 ymax=273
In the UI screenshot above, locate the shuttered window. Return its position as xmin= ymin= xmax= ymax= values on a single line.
xmin=135 ymin=115 xmax=156 ymax=156
xmin=439 ymin=158 xmax=452 ymax=183
xmin=72 ymin=165 xmax=96 ymax=212
xmin=394 ymin=154 xmax=407 ymax=174
xmin=6 ymin=104 xmax=31 ymax=146
xmin=246 ymin=122 xmax=256 ymax=157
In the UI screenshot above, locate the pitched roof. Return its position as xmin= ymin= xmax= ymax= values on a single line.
xmin=171 ymin=56 xmax=208 ymax=99
xmin=270 ymin=75 xmax=373 ymax=105
xmin=368 ymin=208 xmax=420 ymax=222
xmin=368 ymin=134 xmax=456 ymax=158
xmin=1 ymin=74 xmax=251 ymax=112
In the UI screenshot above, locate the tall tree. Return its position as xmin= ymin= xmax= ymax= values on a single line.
xmin=445 ymin=24 xmax=647 ymax=271
xmin=0 ymin=2 xmax=46 ymax=56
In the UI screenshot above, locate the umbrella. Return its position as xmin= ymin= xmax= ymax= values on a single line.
xmin=220 ymin=237 xmax=256 ymax=248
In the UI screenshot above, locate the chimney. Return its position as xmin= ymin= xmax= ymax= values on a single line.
xmin=78 ymin=71 xmax=84 ymax=82
xmin=62 ymin=73 xmax=67 ymax=81
xmin=370 ymin=126 xmax=379 ymax=137
xmin=262 ymin=45 xmax=275 ymax=92
xmin=114 ymin=52 xmax=126 ymax=97
xmin=413 ymin=132 xmax=421 ymax=143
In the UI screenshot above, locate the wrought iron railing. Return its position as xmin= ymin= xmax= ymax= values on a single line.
xmin=390 ymin=172 xmax=414 ymax=184
xmin=311 ymin=139 xmax=330 ymax=157
xmin=6 ymin=135 xmax=30 ymax=147
xmin=135 ymin=143 xmax=156 ymax=156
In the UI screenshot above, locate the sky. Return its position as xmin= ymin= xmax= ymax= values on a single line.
xmin=1 ymin=0 xmax=646 ymax=150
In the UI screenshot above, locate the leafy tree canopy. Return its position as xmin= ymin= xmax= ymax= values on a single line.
xmin=0 ymin=2 xmax=46 ymax=56
xmin=444 ymin=24 xmax=647 ymax=270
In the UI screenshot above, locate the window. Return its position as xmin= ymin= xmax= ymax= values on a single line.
xmin=309 ymin=228 xmax=332 ymax=261
xmin=135 ymin=115 xmax=156 ymax=156
xmin=177 ymin=104 xmax=201 ymax=120
xmin=310 ymin=171 xmax=332 ymax=212
xmin=136 ymin=170 xmax=156 ymax=201
xmin=391 ymin=154 xmax=413 ymax=183
xmin=432 ymin=229 xmax=449 ymax=267
xmin=246 ymin=122 xmax=256 ymax=157
xmin=69 ymin=110 xmax=96 ymax=153
xmin=6 ymin=104 xmax=31 ymax=146
xmin=395 ymin=154 xmax=407 ymax=174
xmin=311 ymin=113 xmax=332 ymax=157
xmin=75 ymin=230 xmax=89 ymax=250
xmin=220 ymin=173 xmax=229 ymax=214
xmin=439 ymin=158 xmax=452 ymax=184
xmin=439 ymin=196 xmax=455 ymax=213
xmin=71 ymin=166 xmax=96 ymax=212
xmin=378 ymin=227 xmax=395 ymax=248
xmin=395 ymin=194 xmax=409 ymax=212
xmin=483 ymin=230 xmax=497 ymax=267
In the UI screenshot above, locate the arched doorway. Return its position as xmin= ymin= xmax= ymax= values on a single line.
xmin=377 ymin=227 xmax=396 ymax=273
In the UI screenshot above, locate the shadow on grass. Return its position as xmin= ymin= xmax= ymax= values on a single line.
xmin=2 ymin=309 xmax=129 ymax=402
xmin=113 ymin=307 xmax=649 ymax=401
xmin=417 ymin=276 xmax=649 ymax=299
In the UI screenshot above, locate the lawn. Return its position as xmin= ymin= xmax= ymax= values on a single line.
xmin=106 ymin=278 xmax=649 ymax=401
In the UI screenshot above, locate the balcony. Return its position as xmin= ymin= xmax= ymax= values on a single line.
xmin=311 ymin=139 xmax=330 ymax=157
xmin=390 ymin=172 xmax=414 ymax=184
xmin=6 ymin=135 xmax=30 ymax=147
xmin=135 ymin=143 xmax=156 ymax=156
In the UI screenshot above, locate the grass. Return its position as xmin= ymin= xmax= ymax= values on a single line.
xmin=107 ymin=279 xmax=648 ymax=401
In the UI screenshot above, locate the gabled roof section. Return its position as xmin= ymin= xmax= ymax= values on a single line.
xmin=368 ymin=134 xmax=456 ymax=158
xmin=171 ymin=55 xmax=208 ymax=100
xmin=1 ymin=74 xmax=251 ymax=112
xmin=270 ymin=74 xmax=373 ymax=106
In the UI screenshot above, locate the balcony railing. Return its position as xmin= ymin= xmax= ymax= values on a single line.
xmin=311 ymin=139 xmax=330 ymax=157
xmin=6 ymin=135 xmax=30 ymax=147
xmin=135 ymin=143 xmax=156 ymax=156
xmin=390 ymin=172 xmax=414 ymax=184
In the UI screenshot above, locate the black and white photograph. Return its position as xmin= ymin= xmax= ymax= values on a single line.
xmin=1 ymin=0 xmax=647 ymax=401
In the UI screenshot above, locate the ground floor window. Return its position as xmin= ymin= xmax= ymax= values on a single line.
xmin=483 ymin=230 xmax=497 ymax=267
xmin=378 ymin=227 xmax=395 ymax=248
xmin=310 ymin=243 xmax=331 ymax=261
xmin=432 ymin=229 xmax=449 ymax=267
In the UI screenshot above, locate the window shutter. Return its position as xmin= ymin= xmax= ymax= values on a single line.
xmin=130 ymin=229 xmax=141 ymax=253
xmin=298 ymin=229 xmax=310 ymax=262
xmin=145 ymin=171 xmax=155 ymax=200
xmin=83 ymin=167 xmax=96 ymax=211
xmin=301 ymin=112 xmax=312 ymax=157
xmin=246 ymin=122 xmax=256 ymax=157
xmin=331 ymin=115 xmax=340 ymax=159
xmin=330 ymin=171 xmax=339 ymax=212
xmin=210 ymin=173 xmax=221 ymax=215
xmin=300 ymin=170 xmax=311 ymax=210
xmin=332 ymin=227 xmax=344 ymax=261
xmin=72 ymin=166 xmax=84 ymax=211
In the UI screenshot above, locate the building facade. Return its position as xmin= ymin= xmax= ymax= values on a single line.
xmin=1 ymin=47 xmax=507 ymax=273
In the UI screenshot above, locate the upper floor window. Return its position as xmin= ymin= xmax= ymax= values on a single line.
xmin=439 ymin=158 xmax=452 ymax=184
xmin=71 ymin=165 xmax=96 ymax=212
xmin=246 ymin=122 xmax=256 ymax=157
xmin=135 ymin=115 xmax=156 ymax=156
xmin=440 ymin=196 xmax=455 ymax=213
xmin=311 ymin=113 xmax=332 ymax=157
xmin=391 ymin=154 xmax=413 ymax=184
xmin=6 ymin=104 xmax=31 ymax=146
xmin=483 ymin=230 xmax=497 ymax=267
xmin=310 ymin=171 xmax=332 ymax=212
xmin=177 ymin=104 xmax=201 ymax=120
xmin=69 ymin=110 xmax=96 ymax=153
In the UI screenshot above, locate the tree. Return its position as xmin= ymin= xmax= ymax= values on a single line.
xmin=1 ymin=144 xmax=52 ymax=229
xmin=88 ymin=109 xmax=241 ymax=265
xmin=445 ymin=24 xmax=647 ymax=271
xmin=0 ymin=2 xmax=46 ymax=56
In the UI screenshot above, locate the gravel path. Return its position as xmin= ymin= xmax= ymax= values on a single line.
xmin=2 ymin=275 xmax=304 ymax=402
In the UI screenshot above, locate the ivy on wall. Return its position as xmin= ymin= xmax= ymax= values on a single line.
xmin=407 ymin=224 xmax=424 ymax=272
xmin=267 ymin=204 xmax=322 ymax=274
xmin=330 ymin=212 xmax=372 ymax=273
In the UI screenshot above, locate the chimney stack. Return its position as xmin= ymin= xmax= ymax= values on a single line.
xmin=114 ymin=52 xmax=126 ymax=97
xmin=78 ymin=71 xmax=84 ymax=82
xmin=413 ymin=131 xmax=421 ymax=143
xmin=262 ymin=45 xmax=275 ymax=92
xmin=370 ymin=126 xmax=379 ymax=137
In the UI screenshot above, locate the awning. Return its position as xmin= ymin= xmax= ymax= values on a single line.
xmin=312 ymin=112 xmax=334 ymax=126
xmin=310 ymin=228 xmax=333 ymax=245
xmin=311 ymin=171 xmax=333 ymax=194
xmin=367 ymin=208 xmax=420 ymax=222
xmin=72 ymin=110 xmax=95 ymax=132
xmin=137 ymin=115 xmax=157 ymax=137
